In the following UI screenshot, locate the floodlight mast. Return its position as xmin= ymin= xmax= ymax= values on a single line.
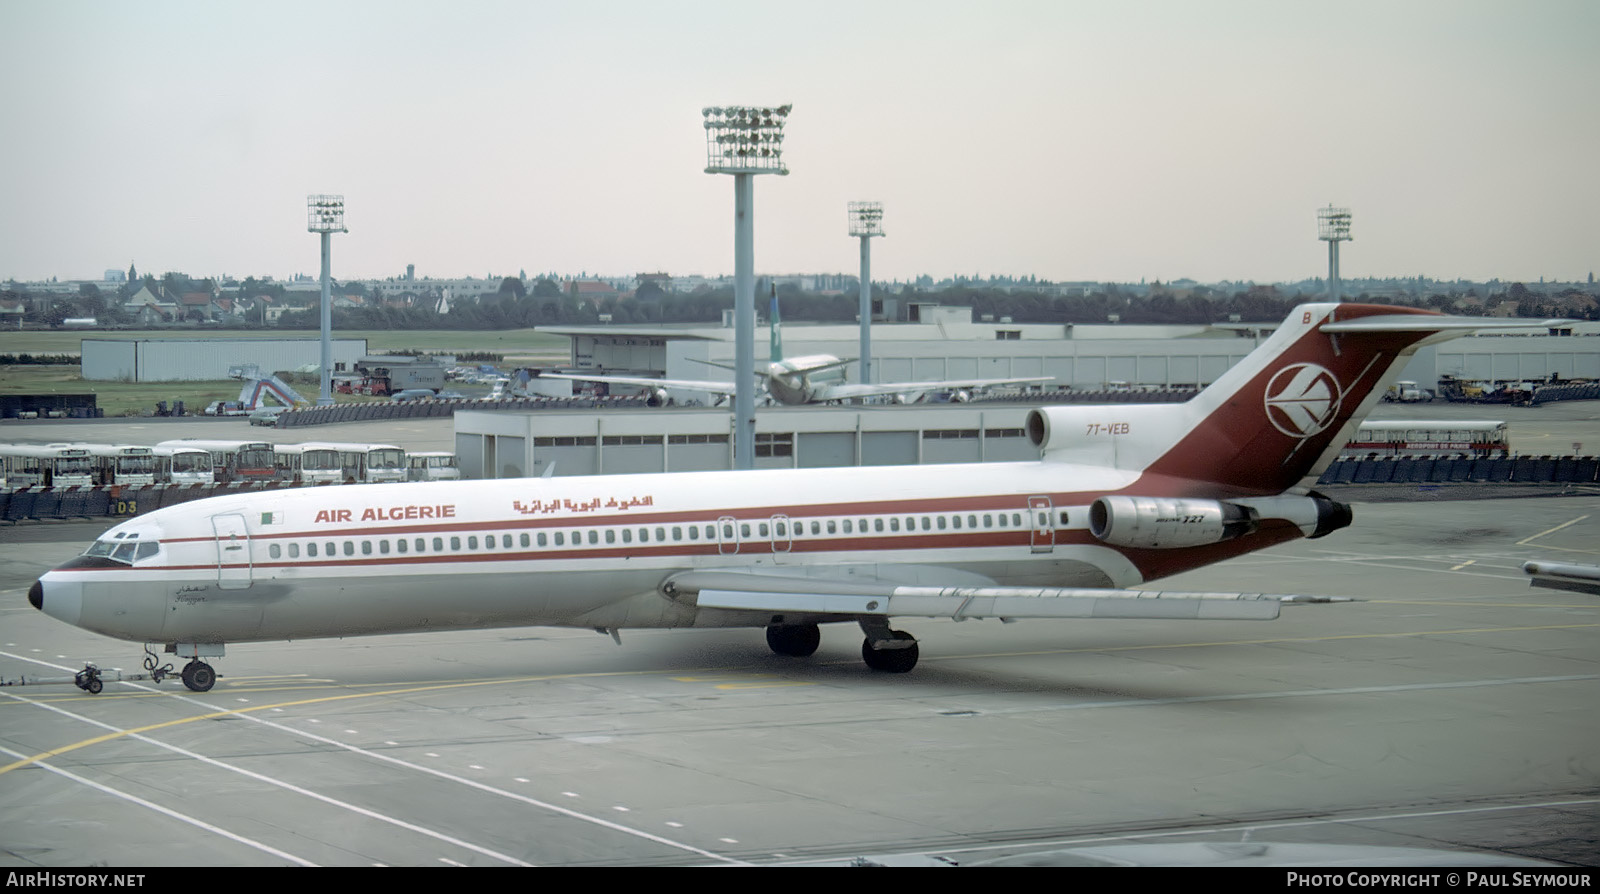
xmin=1317 ymin=205 xmax=1352 ymax=302
xmin=703 ymin=105 xmax=790 ymax=470
xmin=848 ymin=202 xmax=884 ymax=386
xmin=307 ymin=195 xmax=347 ymax=407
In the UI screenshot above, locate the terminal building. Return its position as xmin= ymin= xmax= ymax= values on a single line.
xmin=453 ymin=404 xmax=1039 ymax=479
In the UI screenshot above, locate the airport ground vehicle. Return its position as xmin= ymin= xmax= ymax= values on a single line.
xmin=1340 ymin=420 xmax=1510 ymax=457
xmin=275 ymin=442 xmax=407 ymax=484
xmin=155 ymin=439 xmax=278 ymax=484
xmin=1383 ymin=381 xmax=1434 ymax=402
xmin=249 ymin=406 xmax=288 ymax=426
xmin=406 ymin=451 xmax=462 ymax=481
xmin=0 ymin=444 xmax=95 ymax=488
xmin=83 ymin=444 xmax=159 ymax=486
xmin=153 ymin=445 xmax=216 ymax=485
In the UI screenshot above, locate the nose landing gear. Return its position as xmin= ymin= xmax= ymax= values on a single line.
xmin=127 ymin=647 xmax=220 ymax=692
xmin=3 ymin=646 xmax=221 ymax=695
xmin=179 ymin=660 xmax=216 ymax=692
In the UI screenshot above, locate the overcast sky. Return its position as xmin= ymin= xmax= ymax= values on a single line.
xmin=2 ymin=1 xmax=1595 ymax=286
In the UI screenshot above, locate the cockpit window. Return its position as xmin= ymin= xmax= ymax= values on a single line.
xmin=81 ymin=532 xmax=159 ymax=566
xmin=84 ymin=540 xmax=117 ymax=559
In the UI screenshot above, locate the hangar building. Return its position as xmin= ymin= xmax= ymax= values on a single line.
xmin=535 ymin=306 xmax=1599 ymax=403
xmin=81 ymin=337 xmax=368 ymax=382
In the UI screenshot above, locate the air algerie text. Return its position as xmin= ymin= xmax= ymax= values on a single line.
xmin=314 ymin=505 xmax=456 ymax=523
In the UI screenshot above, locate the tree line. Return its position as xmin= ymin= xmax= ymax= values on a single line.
xmin=6 ymin=275 xmax=1594 ymax=331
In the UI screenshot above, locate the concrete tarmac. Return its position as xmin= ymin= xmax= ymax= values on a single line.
xmin=1 ymin=400 xmax=1598 ymax=866
xmin=0 ymin=491 xmax=1596 ymax=866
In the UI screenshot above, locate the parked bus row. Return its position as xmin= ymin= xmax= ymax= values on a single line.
xmin=0 ymin=440 xmax=460 ymax=488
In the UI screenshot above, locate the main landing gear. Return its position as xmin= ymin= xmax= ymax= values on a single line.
xmin=765 ymin=623 xmax=821 ymax=657
xmin=859 ymin=622 xmax=919 ymax=674
xmin=762 ymin=621 xmax=921 ymax=673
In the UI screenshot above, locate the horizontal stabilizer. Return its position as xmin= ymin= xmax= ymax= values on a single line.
xmin=1321 ymin=315 xmax=1570 ymax=333
xmin=1523 ymin=561 xmax=1600 ymax=596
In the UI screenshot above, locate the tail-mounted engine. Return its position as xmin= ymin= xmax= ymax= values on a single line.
xmin=1089 ymin=493 xmax=1352 ymax=550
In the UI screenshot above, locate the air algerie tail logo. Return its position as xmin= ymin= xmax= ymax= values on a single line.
xmin=1264 ymin=363 xmax=1343 ymax=438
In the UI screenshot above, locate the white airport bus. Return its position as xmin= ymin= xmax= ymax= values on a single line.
xmin=1341 ymin=421 xmax=1511 ymax=457
xmin=82 ymin=444 xmax=159 ymax=486
xmin=274 ymin=443 xmax=344 ymax=485
xmin=0 ymin=444 xmax=95 ymax=488
xmin=276 ymin=442 xmax=408 ymax=484
xmin=406 ymin=451 xmax=462 ymax=481
xmin=156 ymin=440 xmax=278 ymax=484
xmin=154 ymin=445 xmax=217 ymax=485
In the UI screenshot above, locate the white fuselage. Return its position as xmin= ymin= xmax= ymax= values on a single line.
xmin=763 ymin=354 xmax=849 ymax=405
xmin=38 ymin=460 xmax=1154 ymax=647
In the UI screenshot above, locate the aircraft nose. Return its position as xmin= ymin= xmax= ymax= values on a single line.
xmin=29 ymin=575 xmax=82 ymax=627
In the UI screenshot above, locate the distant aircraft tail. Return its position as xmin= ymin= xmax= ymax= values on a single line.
xmin=1028 ymin=303 xmax=1562 ymax=495
xmin=769 ymin=285 xmax=782 ymax=362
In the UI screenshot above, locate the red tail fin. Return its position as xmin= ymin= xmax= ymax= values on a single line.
xmin=1140 ymin=303 xmax=1531 ymax=495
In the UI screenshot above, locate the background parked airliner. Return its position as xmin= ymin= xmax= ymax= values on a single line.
xmin=29 ymin=303 xmax=1560 ymax=692
xmin=535 ymin=294 xmax=1050 ymax=405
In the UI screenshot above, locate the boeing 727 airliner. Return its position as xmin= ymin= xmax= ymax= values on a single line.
xmin=28 ymin=303 xmax=1557 ymax=692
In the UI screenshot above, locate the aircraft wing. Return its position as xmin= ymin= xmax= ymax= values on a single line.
xmin=1523 ymin=561 xmax=1600 ymax=596
xmin=667 ymin=570 xmax=1347 ymax=622
xmin=535 ymin=371 xmax=738 ymax=395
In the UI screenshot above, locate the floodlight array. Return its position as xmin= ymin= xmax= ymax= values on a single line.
xmin=1317 ymin=205 xmax=1352 ymax=241
xmin=702 ymin=105 xmax=791 ymax=175
xmin=848 ymin=201 xmax=884 ymax=237
xmin=307 ymin=194 xmax=347 ymax=233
